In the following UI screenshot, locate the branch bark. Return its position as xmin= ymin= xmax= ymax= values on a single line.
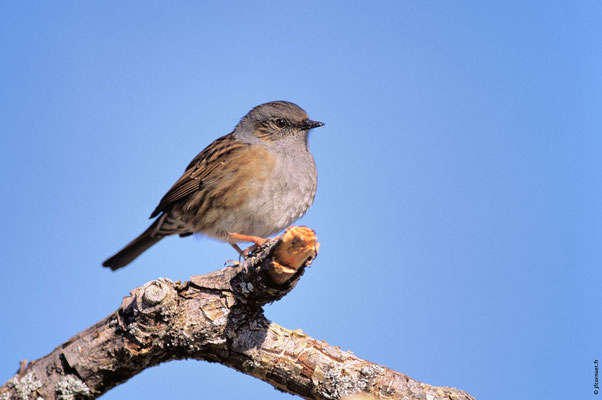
xmin=0 ymin=226 xmax=475 ymax=400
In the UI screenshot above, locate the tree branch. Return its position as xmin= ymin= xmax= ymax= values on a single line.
xmin=0 ymin=227 xmax=475 ymax=400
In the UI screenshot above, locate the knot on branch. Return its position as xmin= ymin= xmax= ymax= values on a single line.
xmin=118 ymin=278 xmax=177 ymax=345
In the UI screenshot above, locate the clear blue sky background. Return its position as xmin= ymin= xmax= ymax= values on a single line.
xmin=1 ymin=2 xmax=599 ymax=399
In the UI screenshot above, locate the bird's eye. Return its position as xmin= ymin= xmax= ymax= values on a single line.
xmin=275 ymin=118 xmax=287 ymax=128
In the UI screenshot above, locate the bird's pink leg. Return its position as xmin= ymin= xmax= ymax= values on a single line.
xmin=228 ymin=233 xmax=267 ymax=246
xmin=228 ymin=233 xmax=268 ymax=258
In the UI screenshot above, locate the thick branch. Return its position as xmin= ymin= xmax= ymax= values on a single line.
xmin=0 ymin=227 xmax=475 ymax=400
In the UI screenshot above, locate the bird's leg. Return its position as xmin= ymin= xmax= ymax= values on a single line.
xmin=228 ymin=233 xmax=267 ymax=246
xmin=228 ymin=233 xmax=268 ymax=258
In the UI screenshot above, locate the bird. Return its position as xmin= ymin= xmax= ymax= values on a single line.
xmin=102 ymin=101 xmax=324 ymax=270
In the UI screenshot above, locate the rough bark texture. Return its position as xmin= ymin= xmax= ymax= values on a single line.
xmin=0 ymin=227 xmax=475 ymax=400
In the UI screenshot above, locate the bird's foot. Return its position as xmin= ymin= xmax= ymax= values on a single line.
xmin=224 ymin=259 xmax=241 ymax=267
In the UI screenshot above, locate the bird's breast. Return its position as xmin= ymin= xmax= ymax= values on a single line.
xmin=200 ymin=145 xmax=316 ymax=240
xmin=245 ymin=148 xmax=317 ymax=236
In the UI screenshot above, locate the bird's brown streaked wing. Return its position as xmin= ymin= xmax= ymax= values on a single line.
xmin=150 ymin=133 xmax=248 ymax=218
xmin=183 ymin=134 xmax=233 ymax=171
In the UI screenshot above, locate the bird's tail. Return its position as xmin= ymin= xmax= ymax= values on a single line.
xmin=103 ymin=219 xmax=165 ymax=271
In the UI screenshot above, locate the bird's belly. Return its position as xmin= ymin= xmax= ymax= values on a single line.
xmin=200 ymin=166 xmax=316 ymax=241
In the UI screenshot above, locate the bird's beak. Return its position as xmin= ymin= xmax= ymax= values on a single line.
xmin=300 ymin=119 xmax=325 ymax=130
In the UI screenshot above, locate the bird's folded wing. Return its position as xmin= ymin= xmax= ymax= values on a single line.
xmin=150 ymin=133 xmax=249 ymax=218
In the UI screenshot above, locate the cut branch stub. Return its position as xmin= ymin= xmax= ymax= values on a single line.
xmin=267 ymin=226 xmax=319 ymax=285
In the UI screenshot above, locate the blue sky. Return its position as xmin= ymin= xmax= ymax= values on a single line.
xmin=1 ymin=2 xmax=600 ymax=399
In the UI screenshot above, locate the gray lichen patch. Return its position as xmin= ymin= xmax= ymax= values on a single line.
xmin=322 ymin=366 xmax=360 ymax=399
xmin=55 ymin=375 xmax=91 ymax=400
xmin=5 ymin=373 xmax=42 ymax=400
xmin=320 ymin=363 xmax=389 ymax=400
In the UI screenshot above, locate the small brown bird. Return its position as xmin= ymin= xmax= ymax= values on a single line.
xmin=103 ymin=101 xmax=324 ymax=270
